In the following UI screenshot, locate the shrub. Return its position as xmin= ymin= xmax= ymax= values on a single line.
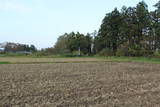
xmin=98 ymin=48 xmax=114 ymax=56
xmin=153 ymin=51 xmax=160 ymax=58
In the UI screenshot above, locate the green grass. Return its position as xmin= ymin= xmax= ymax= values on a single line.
xmin=100 ymin=56 xmax=160 ymax=64
xmin=0 ymin=62 xmax=10 ymax=64
xmin=1 ymin=53 xmax=160 ymax=64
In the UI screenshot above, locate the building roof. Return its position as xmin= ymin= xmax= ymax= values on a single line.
xmin=0 ymin=48 xmax=4 ymax=50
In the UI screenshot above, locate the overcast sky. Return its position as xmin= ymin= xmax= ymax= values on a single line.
xmin=0 ymin=0 xmax=158 ymax=49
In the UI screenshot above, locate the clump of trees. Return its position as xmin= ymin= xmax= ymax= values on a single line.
xmin=95 ymin=1 xmax=160 ymax=56
xmin=4 ymin=42 xmax=37 ymax=53
xmin=45 ymin=1 xmax=160 ymax=57
xmin=1 ymin=1 xmax=159 ymax=57
xmin=53 ymin=32 xmax=93 ymax=56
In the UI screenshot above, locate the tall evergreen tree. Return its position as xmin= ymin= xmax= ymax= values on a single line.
xmin=96 ymin=8 xmax=121 ymax=55
xmin=153 ymin=1 xmax=160 ymax=50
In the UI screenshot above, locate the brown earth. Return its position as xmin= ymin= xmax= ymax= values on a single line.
xmin=0 ymin=61 xmax=160 ymax=107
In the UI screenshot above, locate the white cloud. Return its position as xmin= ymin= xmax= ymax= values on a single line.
xmin=0 ymin=1 xmax=32 ymax=12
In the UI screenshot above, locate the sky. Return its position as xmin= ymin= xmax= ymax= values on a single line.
xmin=0 ymin=0 xmax=159 ymax=49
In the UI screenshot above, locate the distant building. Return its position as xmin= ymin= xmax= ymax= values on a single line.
xmin=0 ymin=42 xmax=7 ymax=48
xmin=0 ymin=48 xmax=4 ymax=52
xmin=16 ymin=51 xmax=32 ymax=54
xmin=0 ymin=42 xmax=7 ymax=53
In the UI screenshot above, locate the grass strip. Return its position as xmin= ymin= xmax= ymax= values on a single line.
xmin=0 ymin=56 xmax=160 ymax=64
xmin=0 ymin=62 xmax=11 ymax=64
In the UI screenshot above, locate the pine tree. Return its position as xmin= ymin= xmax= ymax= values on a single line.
xmin=135 ymin=1 xmax=151 ymax=55
xmin=96 ymin=8 xmax=121 ymax=55
xmin=154 ymin=1 xmax=160 ymax=51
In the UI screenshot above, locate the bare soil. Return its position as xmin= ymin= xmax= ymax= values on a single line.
xmin=0 ymin=61 xmax=160 ymax=107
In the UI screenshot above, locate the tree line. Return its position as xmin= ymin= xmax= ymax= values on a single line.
xmin=44 ymin=32 xmax=93 ymax=56
xmin=95 ymin=1 xmax=160 ymax=56
xmin=4 ymin=42 xmax=37 ymax=53
xmin=48 ymin=1 xmax=160 ymax=57
xmin=3 ymin=1 xmax=159 ymax=57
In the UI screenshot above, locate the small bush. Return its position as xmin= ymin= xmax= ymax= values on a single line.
xmin=116 ymin=48 xmax=127 ymax=56
xmin=153 ymin=51 xmax=160 ymax=58
xmin=98 ymin=48 xmax=114 ymax=56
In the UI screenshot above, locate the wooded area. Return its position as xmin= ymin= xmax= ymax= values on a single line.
xmin=46 ymin=1 xmax=160 ymax=57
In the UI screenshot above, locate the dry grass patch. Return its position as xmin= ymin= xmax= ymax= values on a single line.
xmin=0 ymin=57 xmax=106 ymax=64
